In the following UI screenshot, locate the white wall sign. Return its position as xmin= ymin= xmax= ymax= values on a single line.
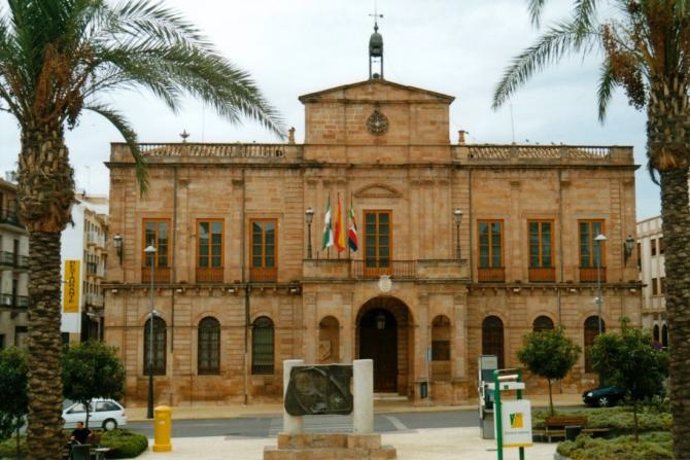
xmin=499 ymin=399 xmax=533 ymax=448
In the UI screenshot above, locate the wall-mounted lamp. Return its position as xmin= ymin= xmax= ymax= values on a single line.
xmin=227 ymin=287 xmax=236 ymax=294
xmin=111 ymin=288 xmax=118 ymax=294
xmin=289 ymin=286 xmax=301 ymax=294
xmin=305 ymin=207 xmax=315 ymax=259
xmin=623 ymin=234 xmax=635 ymax=265
xmin=113 ymin=233 xmax=123 ymax=265
xmin=512 ymin=287 xmax=521 ymax=293
xmin=376 ymin=312 xmax=386 ymax=330
xmin=453 ymin=208 xmax=463 ymax=259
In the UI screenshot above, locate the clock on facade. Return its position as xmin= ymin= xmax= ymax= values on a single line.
xmin=366 ymin=109 xmax=389 ymax=135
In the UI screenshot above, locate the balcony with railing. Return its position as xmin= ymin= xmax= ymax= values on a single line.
xmin=87 ymin=231 xmax=105 ymax=248
xmin=477 ymin=267 xmax=506 ymax=282
xmin=303 ymin=258 xmax=468 ymax=281
xmin=141 ymin=266 xmax=171 ymax=284
xmin=580 ymin=267 xmax=606 ymax=283
xmin=249 ymin=267 xmax=277 ymax=282
xmin=528 ymin=267 xmax=556 ymax=282
xmin=0 ymin=293 xmax=28 ymax=308
xmin=85 ymin=293 xmax=104 ymax=307
xmin=0 ymin=208 xmax=23 ymax=229
xmin=196 ymin=267 xmax=224 ymax=283
xmin=0 ymin=252 xmax=28 ymax=270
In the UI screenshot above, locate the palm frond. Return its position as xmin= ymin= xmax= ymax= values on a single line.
xmin=85 ymin=103 xmax=148 ymax=194
xmin=596 ymin=60 xmax=616 ymax=122
xmin=493 ymin=20 xmax=599 ymax=109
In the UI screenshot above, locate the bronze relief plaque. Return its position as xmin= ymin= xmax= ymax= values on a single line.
xmin=284 ymin=365 xmax=353 ymax=416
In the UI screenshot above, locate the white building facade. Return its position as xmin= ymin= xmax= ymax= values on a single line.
xmin=60 ymin=193 xmax=109 ymax=343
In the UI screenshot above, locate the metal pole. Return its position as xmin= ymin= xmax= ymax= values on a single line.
xmin=307 ymin=221 xmax=312 ymax=259
xmin=456 ymin=222 xmax=461 ymax=259
xmin=146 ymin=246 xmax=155 ymax=419
xmin=595 ymin=235 xmax=606 ymax=336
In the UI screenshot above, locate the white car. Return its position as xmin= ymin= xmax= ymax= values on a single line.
xmin=62 ymin=399 xmax=127 ymax=431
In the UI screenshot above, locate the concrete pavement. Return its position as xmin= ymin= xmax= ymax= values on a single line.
xmin=128 ymin=392 xmax=582 ymax=459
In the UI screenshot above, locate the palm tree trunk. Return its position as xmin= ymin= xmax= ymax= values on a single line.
xmin=660 ymin=167 xmax=690 ymax=459
xmin=17 ymin=125 xmax=75 ymax=459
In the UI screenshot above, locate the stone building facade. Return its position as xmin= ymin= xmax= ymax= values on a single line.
xmin=104 ymin=76 xmax=641 ymax=406
xmin=0 ymin=176 xmax=29 ymax=349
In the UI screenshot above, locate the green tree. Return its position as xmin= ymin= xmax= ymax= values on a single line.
xmin=62 ymin=341 xmax=125 ymax=429
xmin=590 ymin=322 xmax=669 ymax=441
xmin=0 ymin=2 xmax=283 ymax=457
xmin=493 ymin=1 xmax=690 ymax=456
xmin=517 ymin=327 xmax=581 ymax=415
xmin=0 ymin=347 xmax=28 ymax=458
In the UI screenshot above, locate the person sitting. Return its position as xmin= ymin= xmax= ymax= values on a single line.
xmin=69 ymin=421 xmax=91 ymax=445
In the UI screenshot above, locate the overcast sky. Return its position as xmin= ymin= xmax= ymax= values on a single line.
xmin=0 ymin=0 xmax=658 ymax=219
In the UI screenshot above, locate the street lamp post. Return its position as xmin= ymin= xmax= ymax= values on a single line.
xmin=595 ymin=234 xmax=607 ymax=335
xmin=305 ymin=207 xmax=314 ymax=259
xmin=453 ymin=208 xmax=463 ymax=260
xmin=144 ymin=244 xmax=156 ymax=420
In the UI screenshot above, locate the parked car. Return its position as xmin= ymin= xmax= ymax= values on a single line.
xmin=62 ymin=398 xmax=127 ymax=431
xmin=582 ymin=386 xmax=626 ymax=407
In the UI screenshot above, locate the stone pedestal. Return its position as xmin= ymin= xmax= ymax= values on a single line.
xmin=264 ymin=432 xmax=397 ymax=459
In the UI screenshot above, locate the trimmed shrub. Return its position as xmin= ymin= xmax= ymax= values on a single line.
xmin=557 ymin=431 xmax=672 ymax=459
xmin=101 ymin=429 xmax=148 ymax=459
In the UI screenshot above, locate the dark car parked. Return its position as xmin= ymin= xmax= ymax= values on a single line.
xmin=582 ymin=386 xmax=626 ymax=407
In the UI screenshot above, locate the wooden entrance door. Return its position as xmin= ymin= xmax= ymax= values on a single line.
xmin=359 ymin=309 xmax=397 ymax=392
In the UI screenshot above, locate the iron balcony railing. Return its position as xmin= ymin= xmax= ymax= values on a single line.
xmin=351 ymin=260 xmax=416 ymax=279
xmin=0 ymin=208 xmax=23 ymax=228
xmin=0 ymin=293 xmax=28 ymax=308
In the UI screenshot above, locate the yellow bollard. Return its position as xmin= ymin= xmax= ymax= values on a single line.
xmin=153 ymin=405 xmax=172 ymax=452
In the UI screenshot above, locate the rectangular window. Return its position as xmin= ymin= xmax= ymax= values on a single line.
xmin=528 ymin=220 xmax=555 ymax=282
xmin=197 ymin=219 xmax=223 ymax=283
xmin=142 ymin=219 xmax=171 ymax=283
xmin=660 ymin=277 xmax=666 ymax=294
xmin=652 ymin=277 xmax=659 ymax=295
xmin=364 ymin=211 xmax=391 ymax=273
xmin=250 ymin=219 xmax=277 ymax=281
xmin=651 ymin=238 xmax=657 ymax=256
xmin=477 ymin=220 xmax=504 ymax=282
xmin=578 ymin=220 xmax=606 ymax=282
xmin=659 ymin=237 xmax=665 ymax=254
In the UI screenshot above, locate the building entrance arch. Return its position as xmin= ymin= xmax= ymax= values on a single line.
xmin=356 ymin=297 xmax=412 ymax=394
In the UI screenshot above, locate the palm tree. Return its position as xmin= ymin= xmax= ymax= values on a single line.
xmin=0 ymin=1 xmax=283 ymax=457
xmin=493 ymin=1 xmax=690 ymax=456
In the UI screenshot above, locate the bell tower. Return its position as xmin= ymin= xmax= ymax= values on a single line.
xmin=368 ymin=15 xmax=383 ymax=79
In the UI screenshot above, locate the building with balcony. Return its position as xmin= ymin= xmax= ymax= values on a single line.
xmin=0 ymin=175 xmax=29 ymax=349
xmin=104 ymin=31 xmax=641 ymax=406
xmin=60 ymin=193 xmax=109 ymax=344
xmin=637 ymin=216 xmax=667 ymax=347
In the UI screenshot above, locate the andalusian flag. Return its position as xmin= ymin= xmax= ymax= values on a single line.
xmin=348 ymin=200 xmax=358 ymax=252
xmin=334 ymin=193 xmax=346 ymax=253
xmin=322 ymin=196 xmax=333 ymax=250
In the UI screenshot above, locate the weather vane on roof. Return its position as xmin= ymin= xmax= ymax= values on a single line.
xmin=369 ymin=1 xmax=383 ymax=31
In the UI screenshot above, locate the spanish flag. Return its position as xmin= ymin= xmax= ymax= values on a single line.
xmin=334 ymin=193 xmax=346 ymax=253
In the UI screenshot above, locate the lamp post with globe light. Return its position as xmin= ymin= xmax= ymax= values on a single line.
xmin=144 ymin=244 xmax=156 ymax=419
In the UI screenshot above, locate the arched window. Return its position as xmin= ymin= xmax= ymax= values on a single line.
xmin=198 ymin=317 xmax=220 ymax=375
xmin=533 ymin=315 xmax=554 ymax=332
xmin=653 ymin=324 xmax=660 ymax=343
xmin=144 ymin=316 xmax=166 ymax=375
xmin=661 ymin=324 xmax=669 ymax=348
xmin=318 ymin=316 xmax=340 ymax=364
xmin=252 ymin=316 xmax=274 ymax=374
xmin=584 ymin=316 xmax=604 ymax=373
xmin=482 ymin=316 xmax=504 ymax=369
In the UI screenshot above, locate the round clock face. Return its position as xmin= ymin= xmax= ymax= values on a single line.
xmin=367 ymin=109 xmax=389 ymax=135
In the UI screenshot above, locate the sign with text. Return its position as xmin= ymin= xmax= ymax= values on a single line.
xmin=499 ymin=399 xmax=532 ymax=448
xmin=63 ymin=260 xmax=81 ymax=313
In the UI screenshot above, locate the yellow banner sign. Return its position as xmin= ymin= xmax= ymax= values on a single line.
xmin=63 ymin=260 xmax=81 ymax=313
